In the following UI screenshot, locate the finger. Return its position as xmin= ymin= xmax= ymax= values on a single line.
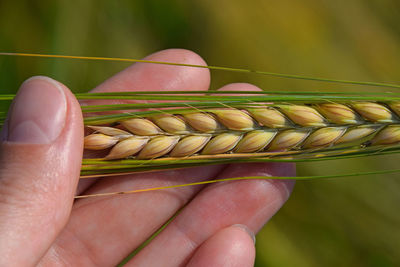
xmin=0 ymin=76 xmax=83 ymax=266
xmin=41 ymin=50 xmax=226 ymax=266
xmin=92 ymin=48 xmax=210 ymax=93
xmin=186 ymin=225 xmax=255 ymax=267
xmin=129 ymin=162 xmax=294 ymax=266
xmin=216 ymin=82 xmax=262 ymax=94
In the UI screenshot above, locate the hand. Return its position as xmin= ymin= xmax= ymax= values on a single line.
xmin=0 ymin=49 xmax=295 ymax=266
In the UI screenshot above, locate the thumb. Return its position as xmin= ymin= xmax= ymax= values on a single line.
xmin=0 ymin=76 xmax=83 ymax=266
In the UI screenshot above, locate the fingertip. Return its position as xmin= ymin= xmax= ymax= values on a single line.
xmin=145 ymin=48 xmax=209 ymax=68
xmin=143 ymin=48 xmax=210 ymax=91
xmin=223 ymin=162 xmax=296 ymax=178
xmin=220 ymin=162 xmax=296 ymax=200
xmin=232 ymin=224 xmax=256 ymax=244
xmin=187 ymin=225 xmax=255 ymax=267
xmin=20 ymin=75 xmax=83 ymax=134
xmin=218 ymin=82 xmax=262 ymax=92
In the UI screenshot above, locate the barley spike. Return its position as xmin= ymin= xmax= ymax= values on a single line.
xmin=83 ymin=102 xmax=400 ymax=160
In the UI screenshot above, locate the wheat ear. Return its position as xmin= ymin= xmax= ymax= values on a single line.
xmin=83 ymin=102 xmax=400 ymax=160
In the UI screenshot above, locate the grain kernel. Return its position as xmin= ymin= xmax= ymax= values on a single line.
xmin=202 ymin=133 xmax=242 ymax=154
xmin=352 ymin=102 xmax=393 ymax=123
xmin=138 ymin=136 xmax=180 ymax=159
xmin=105 ymin=137 xmax=149 ymax=159
xmin=279 ymin=105 xmax=326 ymax=127
xmin=184 ymin=113 xmax=219 ymax=133
xmin=267 ymin=130 xmax=309 ymax=150
xmin=121 ymin=118 xmax=161 ymax=136
xmin=152 ymin=114 xmax=189 ymax=134
xmin=234 ymin=130 xmax=276 ymax=153
xmin=88 ymin=126 xmax=132 ymax=138
xmin=213 ymin=109 xmax=254 ymax=131
xmin=316 ymin=103 xmax=358 ymax=124
xmin=170 ymin=135 xmax=211 ymax=157
xmin=248 ymin=108 xmax=290 ymax=128
xmin=370 ymin=125 xmax=400 ymax=145
xmin=84 ymin=134 xmax=119 ymax=150
xmin=302 ymin=127 xmax=345 ymax=148
xmin=335 ymin=126 xmax=377 ymax=144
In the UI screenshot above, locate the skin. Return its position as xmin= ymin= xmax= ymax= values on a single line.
xmin=0 ymin=49 xmax=295 ymax=267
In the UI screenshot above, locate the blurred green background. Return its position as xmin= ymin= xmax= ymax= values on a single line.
xmin=1 ymin=1 xmax=400 ymax=266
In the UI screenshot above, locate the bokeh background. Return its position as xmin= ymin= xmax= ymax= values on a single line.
xmin=1 ymin=1 xmax=400 ymax=266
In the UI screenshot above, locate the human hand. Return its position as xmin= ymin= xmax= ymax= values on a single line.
xmin=0 ymin=49 xmax=295 ymax=266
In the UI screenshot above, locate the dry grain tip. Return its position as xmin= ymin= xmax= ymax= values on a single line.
xmin=88 ymin=126 xmax=132 ymax=137
xmin=389 ymin=102 xmax=400 ymax=117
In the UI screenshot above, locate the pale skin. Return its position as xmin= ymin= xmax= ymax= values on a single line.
xmin=0 ymin=49 xmax=295 ymax=266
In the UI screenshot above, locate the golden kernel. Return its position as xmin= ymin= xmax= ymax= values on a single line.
xmin=170 ymin=135 xmax=211 ymax=157
xmin=335 ymin=126 xmax=377 ymax=144
xmin=121 ymin=118 xmax=161 ymax=136
xmin=105 ymin=137 xmax=149 ymax=159
xmin=88 ymin=126 xmax=132 ymax=138
xmin=84 ymin=134 xmax=119 ymax=150
xmin=267 ymin=130 xmax=309 ymax=151
xmin=279 ymin=105 xmax=326 ymax=127
xmin=213 ymin=109 xmax=254 ymax=131
xmin=202 ymin=133 xmax=242 ymax=155
xmin=370 ymin=125 xmax=400 ymax=145
xmin=247 ymin=108 xmax=290 ymax=128
xmin=352 ymin=102 xmax=393 ymax=123
xmin=184 ymin=113 xmax=219 ymax=133
xmin=302 ymin=127 xmax=345 ymax=148
xmin=137 ymin=136 xmax=180 ymax=159
xmin=152 ymin=114 xmax=189 ymax=134
xmin=316 ymin=103 xmax=358 ymax=124
xmin=234 ymin=130 xmax=276 ymax=153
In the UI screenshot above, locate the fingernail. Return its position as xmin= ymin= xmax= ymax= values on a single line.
xmin=232 ymin=224 xmax=256 ymax=244
xmin=4 ymin=76 xmax=67 ymax=144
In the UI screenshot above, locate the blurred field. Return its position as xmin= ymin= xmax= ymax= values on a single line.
xmin=1 ymin=1 xmax=400 ymax=266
